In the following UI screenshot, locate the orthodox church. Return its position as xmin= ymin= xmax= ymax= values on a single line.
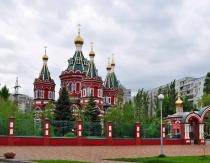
xmin=33 ymin=27 xmax=121 ymax=117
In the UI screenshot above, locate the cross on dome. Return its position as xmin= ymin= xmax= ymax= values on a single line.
xmin=74 ymin=24 xmax=84 ymax=45
xmin=42 ymin=46 xmax=48 ymax=61
xmin=89 ymin=42 xmax=95 ymax=57
xmin=77 ymin=24 xmax=81 ymax=35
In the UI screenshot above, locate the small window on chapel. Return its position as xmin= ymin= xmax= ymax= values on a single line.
xmin=76 ymin=59 xmax=80 ymax=64
xmin=70 ymin=59 xmax=74 ymax=65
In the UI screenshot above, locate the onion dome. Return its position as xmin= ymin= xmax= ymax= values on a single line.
xmin=74 ymin=35 xmax=84 ymax=45
xmin=89 ymin=42 xmax=95 ymax=57
xmin=42 ymin=54 xmax=48 ymax=61
xmin=176 ymin=97 xmax=183 ymax=107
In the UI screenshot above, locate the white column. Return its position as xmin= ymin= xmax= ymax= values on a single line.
xmin=185 ymin=124 xmax=190 ymax=139
xmin=199 ymin=124 xmax=204 ymax=139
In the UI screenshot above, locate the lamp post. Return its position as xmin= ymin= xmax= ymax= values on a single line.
xmin=158 ymin=94 xmax=164 ymax=156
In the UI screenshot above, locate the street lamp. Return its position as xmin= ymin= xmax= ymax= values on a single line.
xmin=158 ymin=94 xmax=164 ymax=156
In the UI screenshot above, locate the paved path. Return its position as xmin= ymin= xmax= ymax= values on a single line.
xmin=0 ymin=145 xmax=210 ymax=163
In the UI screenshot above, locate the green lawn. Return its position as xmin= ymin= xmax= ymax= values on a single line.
xmin=109 ymin=155 xmax=210 ymax=163
xmin=37 ymin=160 xmax=88 ymax=163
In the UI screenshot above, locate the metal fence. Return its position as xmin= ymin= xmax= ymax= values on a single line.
xmin=141 ymin=124 xmax=160 ymax=139
xmin=50 ymin=120 xmax=76 ymax=137
xmin=83 ymin=121 xmax=105 ymax=138
xmin=0 ymin=119 xmax=9 ymax=136
xmin=14 ymin=119 xmax=43 ymax=137
xmin=112 ymin=122 xmax=135 ymax=139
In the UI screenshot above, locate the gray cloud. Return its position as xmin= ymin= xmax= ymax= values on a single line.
xmin=0 ymin=0 xmax=210 ymax=97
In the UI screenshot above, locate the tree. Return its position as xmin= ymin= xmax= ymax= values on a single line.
xmin=183 ymin=96 xmax=197 ymax=111
xmin=116 ymin=88 xmax=124 ymax=108
xmin=134 ymin=89 xmax=149 ymax=122
xmin=42 ymin=101 xmax=55 ymax=120
xmin=0 ymin=85 xmax=10 ymax=100
xmin=204 ymin=72 xmax=210 ymax=94
xmin=105 ymin=102 xmax=135 ymax=138
xmin=156 ymin=80 xmax=176 ymax=117
xmin=0 ymin=97 xmax=33 ymax=119
xmin=198 ymin=94 xmax=210 ymax=107
xmin=54 ymin=87 xmax=72 ymax=120
xmin=83 ymin=96 xmax=101 ymax=136
xmin=84 ymin=96 xmax=100 ymax=122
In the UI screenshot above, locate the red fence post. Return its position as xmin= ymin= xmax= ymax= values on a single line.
xmin=181 ymin=123 xmax=191 ymax=144
xmin=162 ymin=124 xmax=166 ymax=139
xmin=135 ymin=122 xmax=140 ymax=145
xmin=8 ymin=117 xmax=15 ymax=145
xmin=76 ymin=120 xmax=83 ymax=145
xmin=106 ymin=121 xmax=112 ymax=145
xmin=44 ymin=118 xmax=50 ymax=146
xmin=162 ymin=124 xmax=166 ymax=145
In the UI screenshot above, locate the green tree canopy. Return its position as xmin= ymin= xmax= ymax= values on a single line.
xmin=198 ymin=94 xmax=210 ymax=107
xmin=204 ymin=72 xmax=210 ymax=94
xmin=105 ymin=102 xmax=135 ymax=124
xmin=0 ymin=97 xmax=33 ymax=119
xmin=0 ymin=85 xmax=10 ymax=100
xmin=156 ymin=80 xmax=176 ymax=117
xmin=183 ymin=96 xmax=197 ymax=111
xmin=83 ymin=96 xmax=100 ymax=122
xmin=42 ymin=101 xmax=55 ymax=120
xmin=134 ymin=89 xmax=149 ymax=122
xmin=54 ymin=87 xmax=72 ymax=120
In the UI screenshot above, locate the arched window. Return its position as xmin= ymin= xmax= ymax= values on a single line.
xmin=68 ymin=83 xmax=75 ymax=92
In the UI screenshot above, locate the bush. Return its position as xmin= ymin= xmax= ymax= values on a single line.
xmin=4 ymin=152 xmax=16 ymax=159
xmin=64 ymin=132 xmax=75 ymax=137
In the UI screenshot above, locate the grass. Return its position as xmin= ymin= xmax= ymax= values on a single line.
xmin=108 ymin=155 xmax=210 ymax=163
xmin=37 ymin=160 xmax=88 ymax=163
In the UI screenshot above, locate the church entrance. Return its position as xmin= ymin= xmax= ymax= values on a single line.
xmin=188 ymin=117 xmax=199 ymax=144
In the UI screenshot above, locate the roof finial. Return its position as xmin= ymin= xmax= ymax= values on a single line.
xmin=89 ymin=42 xmax=95 ymax=58
xmin=178 ymin=90 xmax=181 ymax=98
xmin=91 ymin=42 xmax=93 ymax=51
xmin=77 ymin=24 xmax=81 ymax=35
xmin=111 ymin=53 xmax=115 ymax=66
xmin=74 ymin=24 xmax=84 ymax=46
xmin=44 ymin=46 xmax=47 ymax=55
xmin=107 ymin=57 xmax=111 ymax=71
xmin=42 ymin=46 xmax=48 ymax=61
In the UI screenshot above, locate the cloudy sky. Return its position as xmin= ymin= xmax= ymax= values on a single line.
xmin=1 ymin=0 xmax=210 ymax=98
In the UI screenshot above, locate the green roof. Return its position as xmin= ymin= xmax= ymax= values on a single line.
xmin=86 ymin=60 xmax=98 ymax=78
xmin=104 ymin=72 xmax=119 ymax=88
xmin=39 ymin=64 xmax=51 ymax=80
xmin=67 ymin=51 xmax=88 ymax=72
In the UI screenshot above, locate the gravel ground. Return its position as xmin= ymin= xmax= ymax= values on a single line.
xmin=0 ymin=145 xmax=209 ymax=163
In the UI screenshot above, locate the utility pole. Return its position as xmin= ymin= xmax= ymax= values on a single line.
xmin=14 ymin=77 xmax=21 ymax=105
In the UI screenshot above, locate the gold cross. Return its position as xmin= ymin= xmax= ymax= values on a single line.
xmin=44 ymin=46 xmax=47 ymax=54
xmin=77 ymin=24 xmax=81 ymax=35
xmin=91 ymin=42 xmax=93 ymax=50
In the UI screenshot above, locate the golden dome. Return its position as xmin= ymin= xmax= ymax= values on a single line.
xmin=89 ymin=50 xmax=95 ymax=57
xmin=111 ymin=62 xmax=115 ymax=67
xmin=74 ymin=35 xmax=84 ymax=45
xmin=42 ymin=54 xmax=48 ymax=61
xmin=176 ymin=97 xmax=183 ymax=107
xmin=106 ymin=64 xmax=111 ymax=71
